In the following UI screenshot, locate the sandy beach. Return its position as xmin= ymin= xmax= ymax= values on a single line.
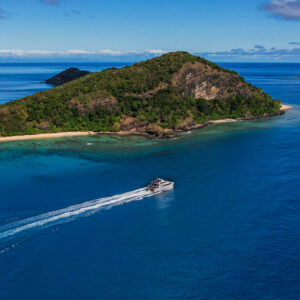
xmin=0 ymin=104 xmax=292 ymax=142
xmin=210 ymin=104 xmax=292 ymax=125
xmin=210 ymin=119 xmax=238 ymax=124
xmin=280 ymin=104 xmax=292 ymax=111
xmin=0 ymin=131 xmax=97 ymax=142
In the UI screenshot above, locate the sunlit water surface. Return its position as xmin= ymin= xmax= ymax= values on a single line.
xmin=0 ymin=63 xmax=300 ymax=299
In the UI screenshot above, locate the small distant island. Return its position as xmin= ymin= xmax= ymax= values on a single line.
xmin=45 ymin=68 xmax=90 ymax=86
xmin=0 ymin=52 xmax=289 ymax=140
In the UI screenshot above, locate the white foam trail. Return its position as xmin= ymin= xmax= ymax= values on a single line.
xmin=0 ymin=187 xmax=159 ymax=240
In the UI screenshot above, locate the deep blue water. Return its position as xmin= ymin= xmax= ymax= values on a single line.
xmin=0 ymin=62 xmax=300 ymax=299
xmin=0 ymin=62 xmax=130 ymax=105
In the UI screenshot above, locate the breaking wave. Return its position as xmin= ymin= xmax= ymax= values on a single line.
xmin=0 ymin=187 xmax=158 ymax=241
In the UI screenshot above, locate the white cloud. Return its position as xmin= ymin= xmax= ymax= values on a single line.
xmin=261 ymin=0 xmax=300 ymax=20
xmin=145 ymin=49 xmax=166 ymax=54
xmin=0 ymin=50 xmax=57 ymax=56
xmin=199 ymin=45 xmax=300 ymax=61
xmin=0 ymin=49 xmax=167 ymax=58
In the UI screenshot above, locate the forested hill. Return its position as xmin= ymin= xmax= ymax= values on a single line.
xmin=0 ymin=51 xmax=281 ymax=137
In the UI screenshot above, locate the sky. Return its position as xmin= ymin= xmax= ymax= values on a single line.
xmin=0 ymin=0 xmax=300 ymax=62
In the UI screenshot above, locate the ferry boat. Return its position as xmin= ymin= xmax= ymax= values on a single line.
xmin=146 ymin=178 xmax=174 ymax=193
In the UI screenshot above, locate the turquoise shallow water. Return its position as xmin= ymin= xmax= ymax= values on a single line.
xmin=0 ymin=63 xmax=300 ymax=299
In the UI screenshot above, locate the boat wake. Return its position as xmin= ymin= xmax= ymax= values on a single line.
xmin=0 ymin=187 xmax=161 ymax=243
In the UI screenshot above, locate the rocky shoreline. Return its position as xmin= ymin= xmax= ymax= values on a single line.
xmin=112 ymin=106 xmax=289 ymax=139
xmin=186 ymin=111 xmax=286 ymax=132
xmin=0 ymin=105 xmax=291 ymax=142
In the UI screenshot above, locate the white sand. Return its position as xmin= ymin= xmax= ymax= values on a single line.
xmin=211 ymin=104 xmax=292 ymax=125
xmin=0 ymin=104 xmax=292 ymax=142
xmin=0 ymin=131 xmax=97 ymax=142
xmin=280 ymin=104 xmax=292 ymax=111
xmin=210 ymin=119 xmax=238 ymax=124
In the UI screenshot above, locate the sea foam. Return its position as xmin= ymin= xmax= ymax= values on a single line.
xmin=0 ymin=187 xmax=158 ymax=241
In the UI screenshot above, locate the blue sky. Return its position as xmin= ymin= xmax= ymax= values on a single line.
xmin=0 ymin=0 xmax=300 ymax=61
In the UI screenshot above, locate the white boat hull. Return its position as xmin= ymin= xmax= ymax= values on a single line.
xmin=147 ymin=179 xmax=174 ymax=193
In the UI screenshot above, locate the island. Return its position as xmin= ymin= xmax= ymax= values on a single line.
xmin=45 ymin=67 xmax=90 ymax=86
xmin=0 ymin=52 xmax=289 ymax=140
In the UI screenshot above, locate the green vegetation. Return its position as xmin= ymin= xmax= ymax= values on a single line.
xmin=0 ymin=51 xmax=281 ymax=137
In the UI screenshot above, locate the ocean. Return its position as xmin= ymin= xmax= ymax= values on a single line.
xmin=0 ymin=62 xmax=299 ymax=299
